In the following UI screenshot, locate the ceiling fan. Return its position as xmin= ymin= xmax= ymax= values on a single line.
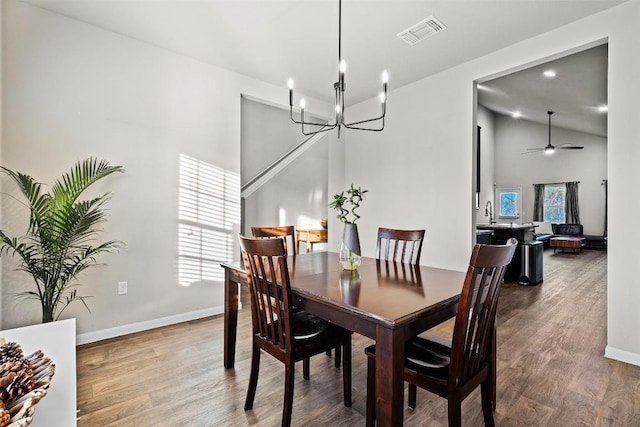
xmin=523 ymin=111 xmax=584 ymax=155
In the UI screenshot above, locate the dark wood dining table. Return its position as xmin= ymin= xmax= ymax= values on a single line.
xmin=222 ymin=252 xmax=465 ymax=426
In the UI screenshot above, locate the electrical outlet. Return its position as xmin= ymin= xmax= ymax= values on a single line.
xmin=118 ymin=281 xmax=128 ymax=295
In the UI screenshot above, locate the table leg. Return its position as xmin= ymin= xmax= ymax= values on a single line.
xmin=224 ymin=268 xmax=239 ymax=369
xmin=491 ymin=325 xmax=497 ymax=410
xmin=375 ymin=326 xmax=405 ymax=426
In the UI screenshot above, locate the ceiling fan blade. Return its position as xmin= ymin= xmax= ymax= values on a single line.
xmin=555 ymin=144 xmax=584 ymax=149
xmin=526 ymin=147 xmax=543 ymax=151
xmin=521 ymin=149 xmax=543 ymax=155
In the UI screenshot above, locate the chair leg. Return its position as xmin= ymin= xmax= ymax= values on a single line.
xmin=408 ymin=383 xmax=417 ymax=410
xmin=244 ymin=346 xmax=261 ymax=410
xmin=481 ymin=379 xmax=496 ymax=427
xmin=334 ymin=346 xmax=342 ymax=369
xmin=282 ymin=364 xmax=295 ymax=427
xmin=326 ymin=349 xmax=332 ymax=357
xmin=447 ymin=395 xmax=462 ymax=427
xmin=303 ymin=358 xmax=310 ymax=380
xmin=365 ymin=354 xmax=376 ymax=427
xmin=342 ymin=339 xmax=352 ymax=407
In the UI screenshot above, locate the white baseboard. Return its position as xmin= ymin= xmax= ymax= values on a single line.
xmin=605 ymin=345 xmax=640 ymax=367
xmin=76 ymin=305 xmax=225 ymax=345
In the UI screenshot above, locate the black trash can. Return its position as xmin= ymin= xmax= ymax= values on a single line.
xmin=518 ymin=240 xmax=543 ymax=285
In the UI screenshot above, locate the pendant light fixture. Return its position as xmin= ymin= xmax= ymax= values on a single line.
xmin=544 ymin=111 xmax=556 ymax=155
xmin=288 ymin=0 xmax=388 ymax=138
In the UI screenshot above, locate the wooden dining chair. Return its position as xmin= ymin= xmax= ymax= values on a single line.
xmin=252 ymin=225 xmax=344 ymax=367
xmin=376 ymin=227 xmax=426 ymax=265
xmin=238 ymin=235 xmax=352 ymax=427
xmin=251 ymin=225 xmax=297 ymax=255
xmin=365 ymin=238 xmax=517 ymax=427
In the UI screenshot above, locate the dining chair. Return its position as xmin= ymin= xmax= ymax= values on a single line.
xmin=365 ymin=238 xmax=517 ymax=427
xmin=251 ymin=225 xmax=297 ymax=255
xmin=376 ymin=227 xmax=426 ymax=265
xmin=238 ymin=235 xmax=352 ymax=427
xmin=251 ymin=225 xmax=343 ymax=366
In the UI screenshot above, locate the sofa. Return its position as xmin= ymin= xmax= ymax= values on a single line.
xmin=552 ymin=223 xmax=583 ymax=237
xmin=531 ymin=221 xmax=554 ymax=248
xmin=532 ymin=222 xmax=583 ymax=248
xmin=533 ymin=223 xmax=606 ymax=250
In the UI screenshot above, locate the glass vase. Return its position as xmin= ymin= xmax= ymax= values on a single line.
xmin=340 ymin=223 xmax=362 ymax=270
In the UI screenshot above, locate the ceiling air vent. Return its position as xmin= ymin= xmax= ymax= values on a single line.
xmin=397 ymin=16 xmax=446 ymax=46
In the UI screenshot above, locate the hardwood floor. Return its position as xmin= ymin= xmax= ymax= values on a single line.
xmin=77 ymin=249 xmax=640 ymax=426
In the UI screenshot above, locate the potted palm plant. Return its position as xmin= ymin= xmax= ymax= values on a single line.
xmin=329 ymin=184 xmax=368 ymax=270
xmin=0 ymin=158 xmax=124 ymax=323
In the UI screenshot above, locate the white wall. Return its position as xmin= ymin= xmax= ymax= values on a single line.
xmin=494 ymin=114 xmax=607 ymax=234
xmin=1 ymin=0 xmax=331 ymax=338
xmin=345 ymin=1 xmax=640 ymax=361
xmin=241 ymin=98 xmax=329 ymax=236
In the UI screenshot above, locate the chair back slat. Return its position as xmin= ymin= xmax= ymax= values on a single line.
xmin=251 ymin=225 xmax=297 ymax=255
xmin=450 ymin=238 xmax=517 ymax=384
xmin=376 ymin=227 xmax=425 ymax=265
xmin=239 ymin=235 xmax=293 ymax=351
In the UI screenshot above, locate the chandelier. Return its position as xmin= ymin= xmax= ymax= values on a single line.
xmin=288 ymin=0 xmax=388 ymax=138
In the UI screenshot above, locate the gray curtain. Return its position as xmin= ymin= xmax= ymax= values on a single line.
xmin=533 ymin=184 xmax=544 ymax=221
xmin=565 ymin=181 xmax=580 ymax=224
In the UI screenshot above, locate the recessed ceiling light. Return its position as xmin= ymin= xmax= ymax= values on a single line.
xmin=512 ymin=111 xmax=521 ymax=118
xmin=543 ymin=70 xmax=557 ymax=78
xmin=597 ymin=104 xmax=608 ymax=112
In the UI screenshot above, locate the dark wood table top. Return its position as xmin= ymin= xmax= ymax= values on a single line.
xmin=223 ymin=251 xmax=465 ymax=332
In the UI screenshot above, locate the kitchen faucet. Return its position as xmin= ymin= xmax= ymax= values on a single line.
xmin=485 ymin=201 xmax=495 ymax=224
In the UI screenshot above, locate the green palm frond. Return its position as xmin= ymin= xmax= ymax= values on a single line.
xmin=0 ymin=158 xmax=124 ymax=322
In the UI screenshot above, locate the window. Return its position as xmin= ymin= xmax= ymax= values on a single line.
xmin=178 ymin=154 xmax=240 ymax=286
xmin=499 ymin=191 xmax=518 ymax=217
xmin=543 ymin=184 xmax=566 ymax=223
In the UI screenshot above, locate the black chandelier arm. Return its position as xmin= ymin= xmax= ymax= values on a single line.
xmin=340 ymin=89 xmax=385 ymax=128
xmin=343 ymin=109 xmax=386 ymax=127
xmin=290 ymin=107 xmax=333 ymax=127
xmin=343 ymin=100 xmax=386 ymax=130
xmin=301 ymin=123 xmax=338 ymax=136
xmin=342 ymin=125 xmax=384 ymax=132
xmin=343 ymin=117 xmax=385 ymax=132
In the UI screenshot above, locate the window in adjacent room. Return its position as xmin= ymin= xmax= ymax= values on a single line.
xmin=543 ymin=184 xmax=566 ymax=223
xmin=496 ymin=187 xmax=521 ymax=220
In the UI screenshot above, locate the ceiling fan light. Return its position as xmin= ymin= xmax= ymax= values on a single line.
xmin=544 ymin=146 xmax=555 ymax=155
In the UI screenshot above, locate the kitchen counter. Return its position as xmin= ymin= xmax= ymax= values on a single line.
xmin=476 ymin=223 xmax=536 ymax=281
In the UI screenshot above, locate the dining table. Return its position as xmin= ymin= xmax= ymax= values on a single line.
xmin=221 ymin=251 xmax=466 ymax=426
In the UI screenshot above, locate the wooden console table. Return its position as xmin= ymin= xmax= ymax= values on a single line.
xmin=296 ymin=228 xmax=327 ymax=253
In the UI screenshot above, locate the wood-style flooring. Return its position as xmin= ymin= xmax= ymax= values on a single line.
xmin=77 ymin=249 xmax=640 ymax=426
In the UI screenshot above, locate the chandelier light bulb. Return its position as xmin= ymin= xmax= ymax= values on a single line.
xmin=335 ymin=104 xmax=341 ymax=114
xmin=339 ymin=60 xmax=347 ymax=73
xmin=382 ymin=70 xmax=389 ymax=83
xmin=288 ymin=78 xmax=294 ymax=90
xmin=300 ymin=99 xmax=306 ymax=109
xmin=379 ymin=92 xmax=386 ymax=103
